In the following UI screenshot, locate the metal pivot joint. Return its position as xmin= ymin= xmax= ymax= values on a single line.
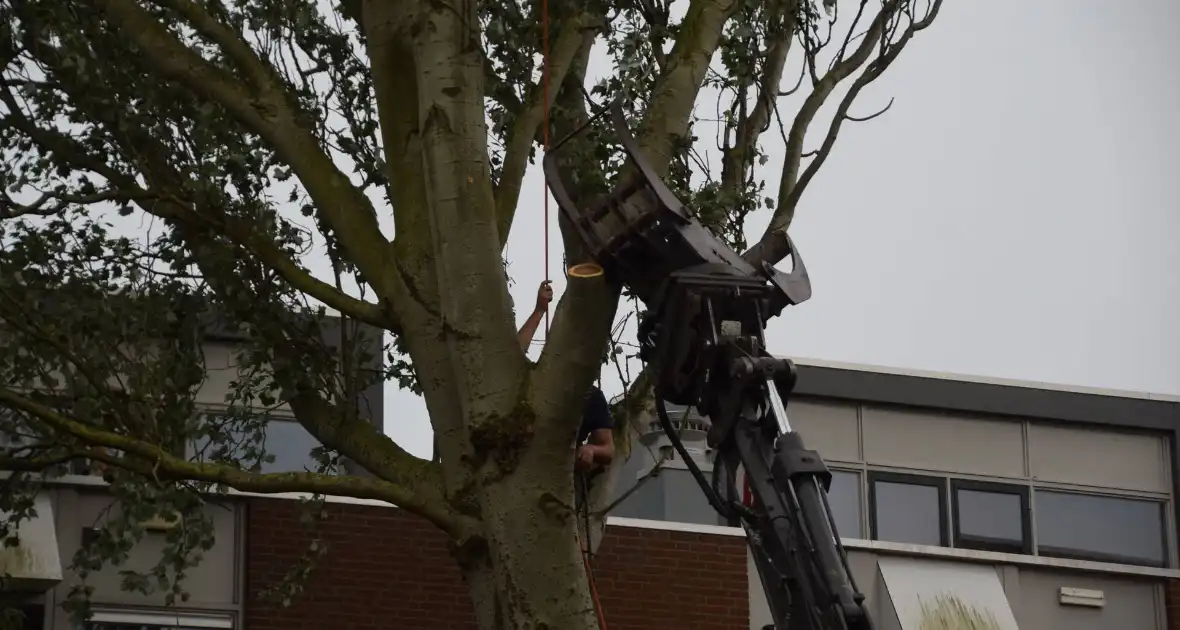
xmin=544 ymin=97 xmax=872 ymax=630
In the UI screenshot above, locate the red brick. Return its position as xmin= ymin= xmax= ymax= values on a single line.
xmin=244 ymin=497 xmax=748 ymax=630
xmin=1167 ymin=579 xmax=1180 ymax=630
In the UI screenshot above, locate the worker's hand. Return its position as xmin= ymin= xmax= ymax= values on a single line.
xmin=574 ymin=444 xmax=596 ymax=472
xmin=534 ymin=280 xmax=553 ymax=314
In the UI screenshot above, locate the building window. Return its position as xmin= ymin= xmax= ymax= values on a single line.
xmin=661 ymin=470 xmax=725 ymax=526
xmin=869 ymin=472 xmax=947 ymax=547
xmin=83 ymin=608 xmax=234 ymax=629
xmin=827 ymin=470 xmax=864 ymax=539
xmin=1034 ymin=490 xmax=1167 ymax=567
xmin=189 ymin=414 xmax=339 ymax=475
xmin=951 ymin=480 xmax=1030 ymax=554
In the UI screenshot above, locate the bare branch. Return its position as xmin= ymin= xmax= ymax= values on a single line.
xmin=830 ymin=0 xmax=871 ymax=72
xmin=782 ymin=3 xmax=941 ymax=218
xmin=845 ymin=96 xmax=894 ymax=122
xmin=743 ymin=0 xmax=943 ymax=268
xmin=775 ymin=1 xmax=895 ymax=212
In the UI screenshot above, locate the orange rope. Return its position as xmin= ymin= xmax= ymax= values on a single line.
xmin=541 ymin=0 xmax=551 ymax=340
xmin=576 ymin=481 xmax=609 ymax=630
xmin=583 ymin=548 xmax=609 ymax=630
xmin=542 ymin=8 xmax=604 ymax=622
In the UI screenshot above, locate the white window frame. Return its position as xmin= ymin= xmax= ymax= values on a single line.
xmin=87 ymin=609 xmax=234 ymax=629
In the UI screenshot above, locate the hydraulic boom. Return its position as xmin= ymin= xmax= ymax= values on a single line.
xmin=544 ymin=99 xmax=873 ymax=630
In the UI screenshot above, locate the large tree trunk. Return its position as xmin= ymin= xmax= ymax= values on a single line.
xmin=359 ymin=4 xmax=622 ymax=629
xmin=459 ymin=444 xmax=600 ymax=630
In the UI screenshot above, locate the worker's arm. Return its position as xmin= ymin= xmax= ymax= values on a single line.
xmin=576 ymin=387 xmax=615 ymax=471
xmin=584 ymin=428 xmax=615 ymax=465
xmin=517 ymin=280 xmax=553 ymax=352
xmin=517 ymin=310 xmax=544 ymax=352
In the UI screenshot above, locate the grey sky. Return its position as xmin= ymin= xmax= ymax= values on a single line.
xmin=381 ymin=0 xmax=1180 ymax=458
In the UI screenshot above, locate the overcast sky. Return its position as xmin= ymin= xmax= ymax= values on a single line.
xmin=376 ymin=0 xmax=1180 ymax=458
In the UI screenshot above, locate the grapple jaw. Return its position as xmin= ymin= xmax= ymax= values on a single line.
xmin=542 ymin=98 xmax=812 ymax=318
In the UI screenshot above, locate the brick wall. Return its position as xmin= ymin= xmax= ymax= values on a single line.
xmin=589 ymin=525 xmax=749 ymax=628
xmin=244 ymin=497 xmax=749 ymax=630
xmin=1167 ymin=579 xmax=1180 ymax=630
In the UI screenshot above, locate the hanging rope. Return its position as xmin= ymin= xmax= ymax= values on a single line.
xmin=577 ymin=474 xmax=610 ymax=630
xmin=541 ymin=0 xmax=552 ymax=340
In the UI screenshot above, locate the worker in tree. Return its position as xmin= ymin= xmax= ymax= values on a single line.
xmin=516 ymin=280 xmax=615 ymax=475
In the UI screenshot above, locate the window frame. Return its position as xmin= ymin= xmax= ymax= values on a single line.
xmin=949 ymin=479 xmax=1031 ymax=555
xmin=188 ymin=411 xmax=342 ymax=476
xmin=867 ymin=471 xmax=949 ymax=547
xmin=1033 ymin=488 xmax=1169 ymax=568
xmin=825 ymin=468 xmax=865 ymax=540
xmin=84 ymin=608 xmax=234 ymax=629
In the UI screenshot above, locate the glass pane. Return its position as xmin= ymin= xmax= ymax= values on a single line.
xmin=609 ymin=455 xmax=672 ymax=522
xmin=1035 ymin=490 xmax=1166 ymax=566
xmin=956 ymin=488 xmax=1023 ymax=544
xmin=609 ymin=472 xmax=665 ymax=522
xmin=873 ymin=479 xmax=943 ymax=546
xmin=663 ymin=471 xmax=726 ymax=526
xmin=191 ymin=417 xmax=334 ymax=474
xmin=827 ymin=471 xmax=863 ymax=539
xmin=264 ymin=420 xmax=333 ymax=473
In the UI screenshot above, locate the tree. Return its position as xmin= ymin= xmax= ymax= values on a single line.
xmin=0 ymin=0 xmax=941 ymax=628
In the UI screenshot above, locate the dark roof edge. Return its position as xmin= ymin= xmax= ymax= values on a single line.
xmin=791 ymin=357 xmax=1178 ymax=402
xmin=791 ymin=360 xmax=1179 ymax=432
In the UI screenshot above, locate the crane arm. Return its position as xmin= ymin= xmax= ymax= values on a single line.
xmin=544 ymin=98 xmax=873 ymax=630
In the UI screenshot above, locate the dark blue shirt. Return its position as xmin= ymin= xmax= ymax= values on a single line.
xmin=577 ymin=386 xmax=613 ymax=444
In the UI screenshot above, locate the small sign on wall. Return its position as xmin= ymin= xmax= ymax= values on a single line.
xmin=1058 ymin=587 xmax=1105 ymax=608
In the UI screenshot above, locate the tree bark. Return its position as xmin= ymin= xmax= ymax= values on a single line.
xmin=358 ymin=5 xmax=607 ymax=627
xmin=458 ymin=429 xmax=600 ymax=630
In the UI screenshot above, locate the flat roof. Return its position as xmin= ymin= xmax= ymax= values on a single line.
xmin=789 ymin=358 xmax=1180 ymax=434
xmin=791 ymin=356 xmax=1180 ymax=403
xmin=610 ymin=357 xmax=1179 ymax=431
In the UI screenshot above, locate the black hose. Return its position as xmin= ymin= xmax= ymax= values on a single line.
xmin=653 ymin=391 xmax=737 ymax=521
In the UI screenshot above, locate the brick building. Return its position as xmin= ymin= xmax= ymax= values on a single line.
xmin=244 ymin=499 xmax=749 ymax=630
xmin=3 ymin=337 xmax=1179 ymax=629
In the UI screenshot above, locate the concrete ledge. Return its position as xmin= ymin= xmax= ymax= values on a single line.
xmin=585 ymin=515 xmax=1180 ymax=580
xmin=843 ymin=538 xmax=1180 ymax=580
xmin=38 ymin=475 xmax=1180 ymax=580
xmin=605 ymin=516 xmax=746 ymax=537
